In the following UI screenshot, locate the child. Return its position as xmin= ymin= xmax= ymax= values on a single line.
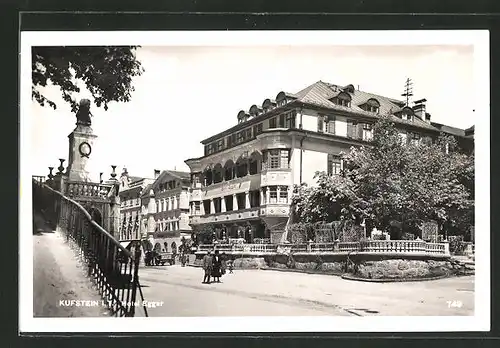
xmin=227 ymin=259 xmax=234 ymax=274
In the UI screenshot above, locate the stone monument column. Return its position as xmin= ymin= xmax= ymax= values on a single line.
xmin=66 ymin=99 xmax=97 ymax=182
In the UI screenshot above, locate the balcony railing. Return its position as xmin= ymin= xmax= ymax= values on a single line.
xmin=196 ymin=240 xmax=450 ymax=256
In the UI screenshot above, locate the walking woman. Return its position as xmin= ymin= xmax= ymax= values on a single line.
xmin=211 ymin=250 xmax=222 ymax=283
xmin=202 ymin=251 xmax=213 ymax=284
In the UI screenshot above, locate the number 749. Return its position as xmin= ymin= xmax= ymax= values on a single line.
xmin=447 ymin=300 xmax=463 ymax=308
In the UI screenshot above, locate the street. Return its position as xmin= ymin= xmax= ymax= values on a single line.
xmin=137 ymin=264 xmax=475 ymax=317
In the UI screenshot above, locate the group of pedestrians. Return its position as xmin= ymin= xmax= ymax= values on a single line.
xmin=202 ymin=250 xmax=232 ymax=284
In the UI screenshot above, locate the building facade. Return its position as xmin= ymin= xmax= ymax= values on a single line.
xmin=142 ymin=169 xmax=192 ymax=253
xmin=184 ymin=80 xmax=474 ymax=243
xmin=118 ymin=168 xmax=154 ymax=241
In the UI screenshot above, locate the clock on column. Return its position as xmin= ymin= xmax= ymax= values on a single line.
xmin=79 ymin=142 xmax=92 ymax=158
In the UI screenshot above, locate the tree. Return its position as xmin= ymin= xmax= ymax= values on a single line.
xmin=291 ymin=114 xmax=474 ymax=238
xmin=32 ymin=46 xmax=144 ymax=112
xmin=291 ymin=172 xmax=370 ymax=224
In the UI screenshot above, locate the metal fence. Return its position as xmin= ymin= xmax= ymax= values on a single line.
xmin=33 ymin=179 xmax=148 ymax=317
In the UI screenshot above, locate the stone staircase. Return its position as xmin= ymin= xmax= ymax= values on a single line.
xmin=450 ymin=255 xmax=475 ymax=276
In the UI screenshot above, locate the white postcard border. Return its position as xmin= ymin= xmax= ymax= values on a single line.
xmin=20 ymin=30 xmax=490 ymax=333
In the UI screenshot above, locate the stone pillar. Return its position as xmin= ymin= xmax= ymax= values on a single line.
xmin=107 ymin=183 xmax=121 ymax=239
xmin=200 ymin=201 xmax=205 ymax=215
xmin=443 ymin=241 xmax=450 ymax=256
xmin=266 ymin=187 xmax=270 ymax=204
xmin=210 ymin=199 xmax=215 ymax=215
xmin=277 ymin=186 xmax=281 ymax=203
xmin=245 ymin=191 xmax=250 ymax=209
xmin=147 ymin=190 xmax=156 ymax=235
xmin=66 ymin=124 xmax=98 ymax=182
xmin=221 ymin=196 xmax=226 ymax=213
xmin=260 ymin=189 xmax=264 ymax=206
xmin=233 ymin=194 xmax=238 ymax=211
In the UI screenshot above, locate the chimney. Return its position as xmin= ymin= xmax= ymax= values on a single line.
xmin=154 ymin=169 xmax=160 ymax=179
xmin=412 ymin=98 xmax=427 ymax=121
xmin=424 ymin=113 xmax=431 ymax=124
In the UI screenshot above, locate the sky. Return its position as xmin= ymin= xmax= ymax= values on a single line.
xmin=30 ymin=44 xmax=476 ymax=181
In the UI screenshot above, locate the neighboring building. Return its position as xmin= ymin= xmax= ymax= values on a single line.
xmin=118 ymin=168 xmax=154 ymax=241
xmin=142 ymin=169 xmax=192 ymax=253
xmin=184 ymin=80 xmax=474 ymax=243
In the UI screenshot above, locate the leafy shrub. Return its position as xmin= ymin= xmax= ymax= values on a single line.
xmin=402 ymin=232 xmax=416 ymax=240
xmin=372 ymin=233 xmax=386 ymax=241
xmin=449 ymin=240 xmax=468 ymax=255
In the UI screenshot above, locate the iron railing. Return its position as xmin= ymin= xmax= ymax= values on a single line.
xmin=32 ymin=179 xmax=148 ymax=317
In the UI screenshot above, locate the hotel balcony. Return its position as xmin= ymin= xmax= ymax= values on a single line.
xmin=189 ymin=206 xmax=261 ymax=225
xmin=259 ymin=203 xmax=290 ymax=217
xmin=193 ymin=173 xmax=261 ymax=201
xmin=260 ymin=168 xmax=292 ymax=187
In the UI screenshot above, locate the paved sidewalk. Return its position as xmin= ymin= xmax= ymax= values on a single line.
xmin=33 ymin=212 xmax=109 ymax=317
xmin=138 ymin=265 xmax=474 ymax=317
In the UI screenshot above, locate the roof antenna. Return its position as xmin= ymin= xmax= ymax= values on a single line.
xmin=401 ymin=78 xmax=414 ymax=106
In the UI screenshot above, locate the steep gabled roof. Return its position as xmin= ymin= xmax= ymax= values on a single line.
xmin=431 ymin=122 xmax=467 ymax=137
xmin=293 ymin=81 xmax=439 ymax=131
xmin=140 ymin=184 xmax=152 ymax=198
xmin=151 ymin=170 xmax=191 ymax=191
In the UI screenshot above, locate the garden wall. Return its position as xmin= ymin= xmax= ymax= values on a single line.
xmin=193 ymin=252 xmax=459 ymax=281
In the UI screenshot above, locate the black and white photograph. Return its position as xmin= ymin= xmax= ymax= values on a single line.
xmin=20 ymin=30 xmax=490 ymax=332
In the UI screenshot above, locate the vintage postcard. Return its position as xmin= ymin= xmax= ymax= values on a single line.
xmin=20 ymin=30 xmax=490 ymax=332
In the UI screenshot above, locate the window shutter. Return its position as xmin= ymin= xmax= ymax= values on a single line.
xmin=347 ymin=122 xmax=354 ymax=138
xmin=357 ymin=124 xmax=364 ymax=139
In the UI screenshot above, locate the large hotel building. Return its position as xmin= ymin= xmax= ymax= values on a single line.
xmin=184 ymin=80 xmax=474 ymax=243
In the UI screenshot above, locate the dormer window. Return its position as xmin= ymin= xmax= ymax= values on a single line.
xmin=237 ymin=110 xmax=249 ymax=124
xmin=396 ymin=106 xmax=415 ymax=121
xmin=275 ymin=91 xmax=296 ymax=107
xmin=331 ymin=91 xmax=352 ymax=107
xmin=362 ymin=98 xmax=380 ymax=113
xmin=343 ymin=84 xmax=355 ymax=93
xmin=249 ymin=105 xmax=262 ymax=118
xmin=262 ymin=99 xmax=276 ymax=113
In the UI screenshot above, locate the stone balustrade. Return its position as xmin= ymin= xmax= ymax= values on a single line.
xmin=363 ymin=240 xmax=427 ymax=253
xmin=196 ymin=240 xmax=450 ymax=256
xmin=425 ymin=242 xmax=447 ymax=254
xmin=66 ymin=181 xmax=113 ymax=200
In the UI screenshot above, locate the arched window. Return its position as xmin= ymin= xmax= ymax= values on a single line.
xmin=262 ymin=99 xmax=276 ymax=112
xmin=237 ymin=110 xmax=249 ymax=124
xmin=331 ymin=92 xmax=352 ymax=107
xmin=343 ymin=84 xmax=355 ymax=93
xmin=362 ymin=98 xmax=380 ymax=113
xmin=398 ymin=107 xmax=414 ymax=121
xmin=249 ymin=105 xmax=262 ymax=117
